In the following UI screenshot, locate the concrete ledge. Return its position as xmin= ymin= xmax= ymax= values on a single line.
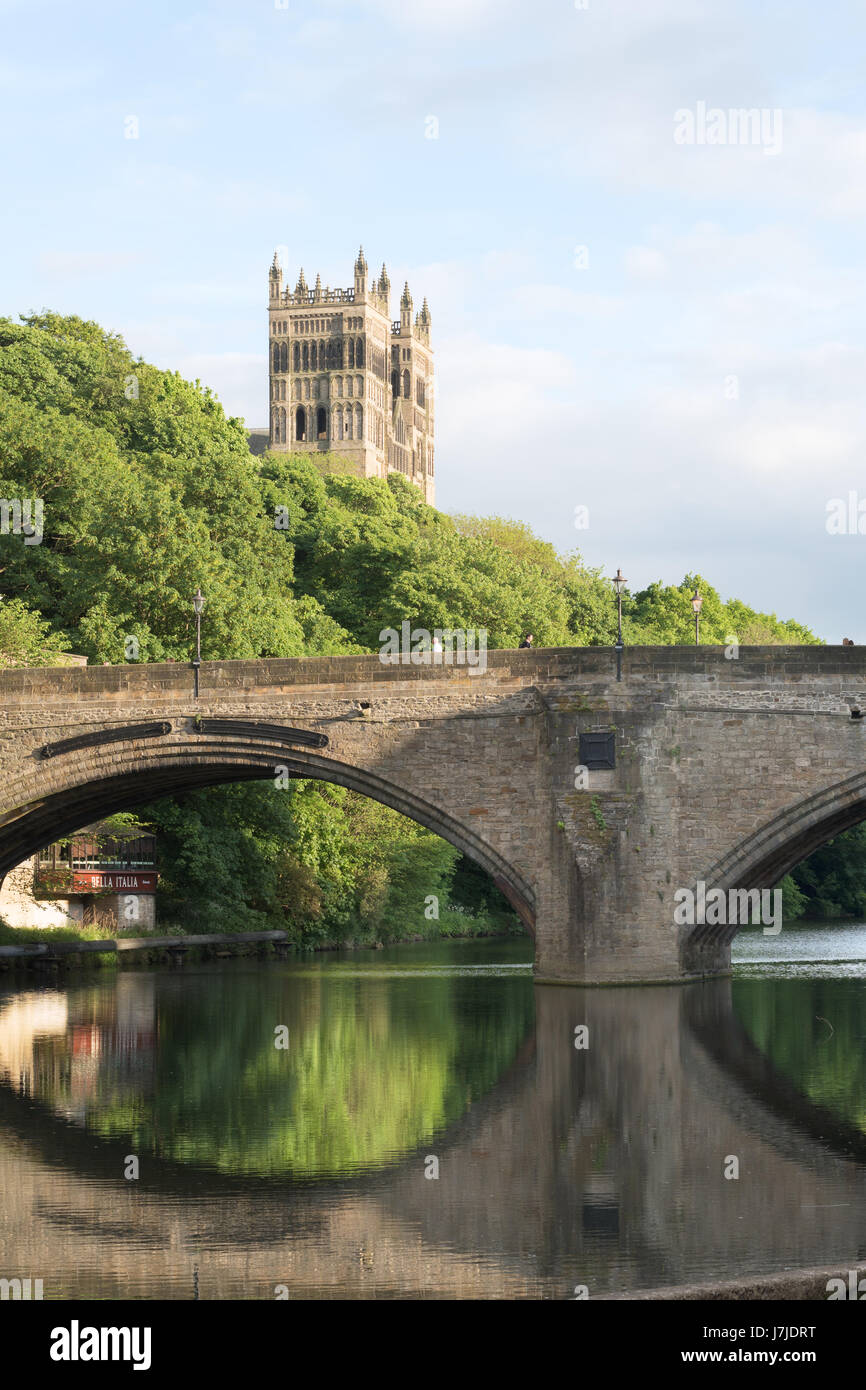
xmin=603 ymin=1262 xmax=866 ymax=1301
xmin=0 ymin=930 xmax=289 ymax=958
xmin=533 ymin=970 xmax=733 ymax=987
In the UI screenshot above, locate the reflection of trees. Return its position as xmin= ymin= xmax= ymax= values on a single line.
xmin=734 ymin=979 xmax=866 ymax=1134
xmin=23 ymin=971 xmax=534 ymax=1179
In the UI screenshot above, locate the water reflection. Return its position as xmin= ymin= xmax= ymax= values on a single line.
xmin=0 ymin=946 xmax=534 ymax=1178
xmin=0 ymin=939 xmax=865 ymax=1298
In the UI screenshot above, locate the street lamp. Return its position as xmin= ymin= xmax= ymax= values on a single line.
xmin=612 ymin=567 xmax=627 ymax=682
xmin=192 ymin=588 xmax=205 ymax=698
xmin=691 ymin=588 xmax=703 ymax=646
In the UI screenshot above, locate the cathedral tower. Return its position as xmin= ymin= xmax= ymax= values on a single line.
xmin=267 ymin=247 xmax=434 ymax=503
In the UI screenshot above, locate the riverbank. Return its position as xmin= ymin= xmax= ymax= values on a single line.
xmin=0 ymin=923 xmax=525 ymax=972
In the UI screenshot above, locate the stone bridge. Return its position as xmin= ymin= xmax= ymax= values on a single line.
xmin=0 ymin=646 xmax=864 ymax=984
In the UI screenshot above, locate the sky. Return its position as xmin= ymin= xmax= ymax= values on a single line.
xmin=3 ymin=0 xmax=866 ymax=641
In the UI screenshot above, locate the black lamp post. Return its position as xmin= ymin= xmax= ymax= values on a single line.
xmin=691 ymin=588 xmax=703 ymax=646
xmin=192 ymin=588 xmax=205 ymax=697
xmin=612 ymin=568 xmax=627 ymax=681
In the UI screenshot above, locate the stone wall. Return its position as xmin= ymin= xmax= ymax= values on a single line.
xmin=0 ymin=858 xmax=83 ymax=930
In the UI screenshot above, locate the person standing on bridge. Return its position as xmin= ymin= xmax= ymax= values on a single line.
xmin=519 ymin=634 xmax=534 ymax=649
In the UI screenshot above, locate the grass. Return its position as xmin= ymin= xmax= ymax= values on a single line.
xmin=0 ymin=920 xmax=116 ymax=946
xmin=0 ymin=919 xmax=191 ymax=946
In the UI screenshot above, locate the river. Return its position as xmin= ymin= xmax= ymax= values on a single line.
xmin=1 ymin=927 xmax=865 ymax=1299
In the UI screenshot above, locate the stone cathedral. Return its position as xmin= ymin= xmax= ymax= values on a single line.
xmin=268 ymin=246 xmax=435 ymax=504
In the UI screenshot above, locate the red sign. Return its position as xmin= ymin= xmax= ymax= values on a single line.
xmin=71 ymin=871 xmax=158 ymax=894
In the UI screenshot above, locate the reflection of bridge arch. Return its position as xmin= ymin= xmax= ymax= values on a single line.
xmin=683 ymin=980 xmax=866 ymax=1166
xmin=0 ymin=735 xmax=536 ymax=933
xmin=0 ymin=982 xmax=538 ymax=1203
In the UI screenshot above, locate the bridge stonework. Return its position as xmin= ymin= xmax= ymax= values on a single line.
xmin=0 ymin=647 xmax=864 ymax=984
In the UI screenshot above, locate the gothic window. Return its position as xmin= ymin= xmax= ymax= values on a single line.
xmin=270 ymin=406 xmax=277 ymax=441
xmin=356 ymin=338 xmax=364 ymax=368
xmin=311 ymin=342 xmax=317 ymax=370
xmin=317 ymin=406 xmax=327 ymax=439
xmin=320 ymin=340 xmax=326 ymax=367
xmin=391 ymin=370 xmax=399 ymax=398
xmin=293 ymin=343 xmax=300 ymax=372
xmin=279 ymin=407 xmax=286 ymax=444
xmin=345 ymin=407 xmax=353 ymax=439
xmin=348 ymin=339 xmax=355 ymax=369
xmin=347 ymin=376 xmax=353 ymax=397
xmin=335 ymin=405 xmax=343 ymax=440
xmin=402 ymin=369 xmax=410 ymax=398
xmin=302 ymin=342 xmax=309 ymax=370
xmin=416 ymin=378 xmax=425 ymax=408
xmin=278 ymin=342 xmax=286 ymax=372
xmin=356 ymin=404 xmax=363 ymax=440
xmin=295 ymin=406 xmax=306 ymax=442
xmin=272 ymin=343 xmax=280 ymax=373
xmin=304 ymin=379 xmax=311 ymax=400
xmin=336 ymin=376 xmax=343 ymax=397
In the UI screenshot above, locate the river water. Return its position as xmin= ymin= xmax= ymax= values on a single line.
xmin=1 ymin=928 xmax=865 ymax=1299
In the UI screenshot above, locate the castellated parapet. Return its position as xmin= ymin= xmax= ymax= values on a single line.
xmin=267 ymin=246 xmax=434 ymax=504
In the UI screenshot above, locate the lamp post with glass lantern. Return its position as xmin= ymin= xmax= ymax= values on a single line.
xmin=612 ymin=568 xmax=627 ymax=681
xmin=691 ymin=588 xmax=703 ymax=646
xmin=192 ymin=588 xmax=205 ymax=698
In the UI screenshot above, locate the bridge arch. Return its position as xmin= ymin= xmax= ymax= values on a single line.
xmin=682 ymin=769 xmax=866 ymax=972
xmin=0 ymin=731 xmax=536 ymax=934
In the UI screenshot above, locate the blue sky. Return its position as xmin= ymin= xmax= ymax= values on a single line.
xmin=4 ymin=0 xmax=866 ymax=640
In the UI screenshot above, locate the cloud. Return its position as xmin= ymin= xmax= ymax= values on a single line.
xmin=625 ymin=246 xmax=668 ymax=280
xmin=173 ymin=352 xmax=266 ymax=425
xmin=351 ymin=0 xmax=508 ymax=32
xmin=35 ymin=251 xmax=145 ymax=278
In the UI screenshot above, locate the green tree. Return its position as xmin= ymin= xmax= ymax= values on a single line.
xmin=0 ymin=596 xmax=72 ymax=667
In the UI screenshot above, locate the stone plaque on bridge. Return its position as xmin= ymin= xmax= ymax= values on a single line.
xmin=579 ymin=731 xmax=616 ymax=770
